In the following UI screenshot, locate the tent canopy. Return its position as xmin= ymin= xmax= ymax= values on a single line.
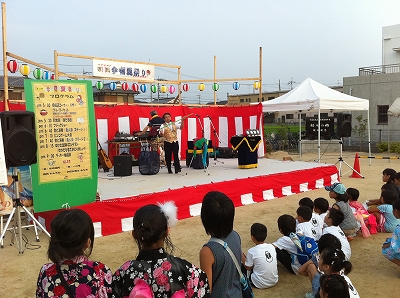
xmin=388 ymin=97 xmax=400 ymax=117
xmin=261 ymin=78 xmax=369 ymax=112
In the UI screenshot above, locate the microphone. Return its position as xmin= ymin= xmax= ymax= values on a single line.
xmin=206 ymin=115 xmax=212 ymax=119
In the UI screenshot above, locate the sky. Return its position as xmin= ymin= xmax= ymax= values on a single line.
xmin=2 ymin=0 xmax=400 ymax=104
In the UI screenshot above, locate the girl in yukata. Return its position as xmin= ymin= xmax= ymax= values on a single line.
xmin=112 ymin=202 xmax=210 ymax=298
xmin=382 ymin=199 xmax=400 ymax=269
xmin=36 ymin=209 xmax=113 ymax=297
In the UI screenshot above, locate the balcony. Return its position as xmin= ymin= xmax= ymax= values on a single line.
xmin=359 ymin=63 xmax=400 ymax=75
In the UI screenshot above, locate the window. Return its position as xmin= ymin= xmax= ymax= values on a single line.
xmin=240 ymin=98 xmax=244 ymax=103
xmin=378 ymin=105 xmax=389 ymax=124
xmin=286 ymin=114 xmax=294 ymax=119
xmin=268 ymin=96 xmax=275 ymax=100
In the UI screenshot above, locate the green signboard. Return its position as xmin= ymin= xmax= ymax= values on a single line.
xmin=24 ymin=80 xmax=97 ymax=212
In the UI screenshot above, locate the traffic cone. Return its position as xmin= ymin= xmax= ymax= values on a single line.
xmin=350 ymin=153 xmax=363 ymax=178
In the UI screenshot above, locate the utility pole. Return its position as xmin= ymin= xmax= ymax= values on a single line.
xmin=197 ymin=94 xmax=201 ymax=104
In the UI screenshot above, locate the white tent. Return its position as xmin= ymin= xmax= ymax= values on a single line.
xmin=261 ymin=78 xmax=371 ymax=161
xmin=388 ymin=97 xmax=400 ymax=117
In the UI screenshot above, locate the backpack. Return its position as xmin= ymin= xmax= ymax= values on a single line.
xmin=289 ymin=232 xmax=318 ymax=265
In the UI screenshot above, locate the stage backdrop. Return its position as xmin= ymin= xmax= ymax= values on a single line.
xmin=24 ymin=80 xmax=98 ymax=212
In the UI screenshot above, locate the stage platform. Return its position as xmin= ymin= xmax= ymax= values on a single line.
xmin=37 ymin=157 xmax=338 ymax=237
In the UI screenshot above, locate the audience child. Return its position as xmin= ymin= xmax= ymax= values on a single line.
xmin=243 ymin=223 xmax=278 ymax=289
xmin=314 ymin=197 xmax=330 ymax=226
xmin=395 ymin=172 xmax=400 ymax=191
xmin=346 ymin=188 xmax=367 ymax=213
xmin=319 ymin=274 xmax=350 ymax=298
xmin=296 ymin=206 xmax=320 ymax=240
xmin=367 ymin=168 xmax=400 ymax=207
xmin=272 ymin=214 xmax=301 ymax=274
xmin=368 ymin=190 xmax=400 ymax=233
xmin=200 ymin=191 xmax=242 ymax=297
xmin=299 ymin=234 xmax=342 ymax=298
xmin=36 ymin=209 xmax=113 ymax=297
xmin=299 ymin=197 xmax=323 ymax=240
xmin=382 ymin=199 xmax=400 ymax=269
xmin=112 ymin=202 xmax=210 ymax=297
xmin=325 ymin=183 xmax=359 ymax=240
xmin=317 ymin=248 xmax=359 ymax=298
xmin=323 ymin=208 xmax=352 ymax=260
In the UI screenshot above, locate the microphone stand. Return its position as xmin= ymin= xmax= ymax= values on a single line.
xmin=207 ymin=116 xmax=224 ymax=164
xmin=195 ymin=114 xmax=205 ymax=138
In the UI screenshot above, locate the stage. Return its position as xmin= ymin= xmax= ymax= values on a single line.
xmin=36 ymin=157 xmax=338 ymax=237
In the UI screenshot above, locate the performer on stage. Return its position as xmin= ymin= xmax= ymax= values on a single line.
xmin=135 ymin=110 xmax=165 ymax=138
xmin=159 ymin=112 xmax=185 ymax=174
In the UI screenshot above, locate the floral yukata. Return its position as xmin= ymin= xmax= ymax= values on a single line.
xmin=112 ymin=248 xmax=210 ymax=298
xmin=36 ymin=255 xmax=113 ymax=298
xmin=382 ymin=223 xmax=400 ymax=261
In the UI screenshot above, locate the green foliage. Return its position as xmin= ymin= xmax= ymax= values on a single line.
xmin=377 ymin=142 xmax=400 ymax=154
xmin=353 ymin=115 xmax=368 ymax=151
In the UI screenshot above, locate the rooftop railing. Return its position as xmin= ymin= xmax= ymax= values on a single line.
xmin=359 ymin=63 xmax=400 ymax=75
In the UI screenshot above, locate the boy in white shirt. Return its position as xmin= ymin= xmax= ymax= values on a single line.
xmin=296 ymin=206 xmax=320 ymax=241
xmin=299 ymin=197 xmax=324 ymax=239
xmin=313 ymin=197 xmax=330 ymax=228
xmin=323 ymin=208 xmax=352 ymax=260
xmin=243 ymin=223 xmax=278 ymax=289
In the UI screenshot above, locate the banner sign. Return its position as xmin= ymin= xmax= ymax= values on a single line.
xmin=92 ymin=59 xmax=155 ymax=81
xmin=24 ymin=80 xmax=98 ymax=213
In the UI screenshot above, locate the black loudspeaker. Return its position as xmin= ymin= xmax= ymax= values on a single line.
xmin=139 ymin=151 xmax=160 ymax=175
xmin=0 ymin=111 xmax=37 ymax=167
xmin=337 ymin=113 xmax=352 ymax=138
xmin=114 ymin=155 xmax=132 ymax=176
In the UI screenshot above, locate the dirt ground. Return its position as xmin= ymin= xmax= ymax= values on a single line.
xmin=1 ymin=150 xmax=400 ymax=297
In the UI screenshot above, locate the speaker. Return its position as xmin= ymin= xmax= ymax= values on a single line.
xmin=337 ymin=113 xmax=352 ymax=138
xmin=0 ymin=111 xmax=37 ymax=167
xmin=113 ymin=155 xmax=132 ymax=176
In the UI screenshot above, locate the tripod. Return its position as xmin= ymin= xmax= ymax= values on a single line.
xmin=335 ymin=140 xmax=364 ymax=178
xmin=0 ymin=167 xmax=50 ymax=253
xmin=207 ymin=115 xmax=224 ymax=165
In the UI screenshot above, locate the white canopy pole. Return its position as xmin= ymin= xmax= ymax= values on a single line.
xmin=299 ymin=110 xmax=302 ymax=160
xmin=318 ymin=107 xmax=321 ymax=162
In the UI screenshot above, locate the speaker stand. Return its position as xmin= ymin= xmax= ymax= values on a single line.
xmin=335 ymin=140 xmax=364 ymax=178
xmin=0 ymin=168 xmax=50 ymax=254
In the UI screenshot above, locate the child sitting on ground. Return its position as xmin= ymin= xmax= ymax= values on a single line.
xmin=319 ymin=274 xmax=350 ymax=298
xmin=323 ymin=208 xmax=351 ymax=260
xmin=296 ymin=206 xmax=320 ymax=241
xmin=395 ymin=172 xmax=400 ymax=192
xmin=368 ymin=190 xmax=400 ymax=233
xmin=382 ymin=199 xmax=400 ymax=270
xmin=298 ymin=234 xmax=342 ymax=298
xmin=317 ymin=248 xmax=360 ymax=298
xmin=346 ymin=188 xmax=367 ymax=213
xmin=243 ymin=223 xmax=278 ymax=289
xmin=325 ymin=183 xmax=359 ymax=240
xmin=272 ymin=214 xmax=301 ymax=275
xmin=299 ymin=197 xmax=323 ymax=240
xmin=346 ymin=187 xmax=374 ymax=237
xmin=314 ymin=197 xmax=330 ymax=227
xmin=367 ymin=168 xmax=400 ymax=208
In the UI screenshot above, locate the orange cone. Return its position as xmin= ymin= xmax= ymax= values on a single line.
xmin=350 ymin=153 xmax=363 ymax=178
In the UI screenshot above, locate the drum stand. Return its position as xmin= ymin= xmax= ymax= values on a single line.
xmin=335 ymin=139 xmax=364 ymax=178
xmin=186 ymin=141 xmax=210 ymax=176
xmin=0 ymin=168 xmax=50 ymax=254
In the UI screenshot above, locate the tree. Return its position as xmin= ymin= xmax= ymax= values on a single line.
xmin=353 ymin=115 xmax=368 ymax=151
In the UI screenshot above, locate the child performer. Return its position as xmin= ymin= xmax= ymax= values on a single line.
xmin=319 ymin=274 xmax=350 ymax=298
xmin=36 ymin=209 xmax=113 ymax=297
xmin=299 ymin=197 xmax=323 ymax=240
xmin=112 ymin=202 xmax=210 ymax=297
xmin=325 ymin=183 xmax=359 ymax=240
xmin=243 ymin=223 xmax=278 ymax=289
xmin=382 ymin=199 xmax=400 ymax=269
xmin=317 ymin=248 xmax=359 ymax=298
xmin=368 ymin=190 xmax=400 ymax=233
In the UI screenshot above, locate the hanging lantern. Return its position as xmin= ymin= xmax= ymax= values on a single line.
xmin=42 ymin=71 xmax=51 ymax=80
xmin=7 ymin=60 xmax=18 ymax=73
xmin=151 ymin=85 xmax=157 ymax=93
xmin=132 ymin=83 xmax=139 ymax=92
xmin=198 ymin=83 xmax=205 ymax=91
xmin=182 ymin=83 xmax=189 ymax=92
xmin=168 ymin=85 xmax=176 ymax=94
xmin=33 ymin=68 xmax=43 ymax=80
xmin=121 ymin=82 xmax=129 ymax=91
xmin=212 ymin=83 xmax=219 ymax=91
xmin=19 ymin=64 xmax=30 ymax=76
xmin=51 ymin=73 xmax=56 ymax=80
xmin=96 ymin=81 xmax=104 ymax=90
xmin=109 ymin=82 xmax=117 ymax=91
xmin=253 ymin=81 xmax=260 ymax=90
xmin=232 ymin=82 xmax=240 ymax=90
xmin=140 ymin=84 xmax=147 ymax=93
xmin=160 ymin=85 xmax=167 ymax=93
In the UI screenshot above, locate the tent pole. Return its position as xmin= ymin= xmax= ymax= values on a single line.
xmin=299 ymin=110 xmax=302 ymax=160
xmin=317 ymin=108 xmax=321 ymax=162
xmin=367 ymin=109 xmax=372 ymax=166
